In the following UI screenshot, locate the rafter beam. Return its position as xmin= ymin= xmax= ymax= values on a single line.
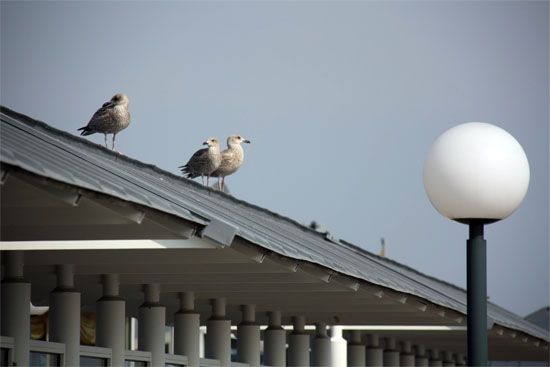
xmin=0 ymin=239 xmax=216 ymax=251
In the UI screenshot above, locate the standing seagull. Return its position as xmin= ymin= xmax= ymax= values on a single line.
xmin=179 ymin=138 xmax=222 ymax=186
xmin=78 ymin=93 xmax=131 ymax=151
xmin=211 ymin=134 xmax=251 ymax=191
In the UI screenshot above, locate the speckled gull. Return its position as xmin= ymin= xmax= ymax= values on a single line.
xmin=179 ymin=138 xmax=222 ymax=186
xmin=211 ymin=134 xmax=251 ymax=191
xmin=78 ymin=93 xmax=131 ymax=151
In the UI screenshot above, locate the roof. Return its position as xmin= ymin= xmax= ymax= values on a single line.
xmin=525 ymin=307 xmax=550 ymax=331
xmin=1 ymin=105 xmax=548 ymax=343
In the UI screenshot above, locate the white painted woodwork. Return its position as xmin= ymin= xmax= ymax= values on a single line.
xmin=0 ymin=251 xmax=30 ymax=367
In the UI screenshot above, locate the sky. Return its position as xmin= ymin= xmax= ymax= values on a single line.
xmin=1 ymin=1 xmax=548 ymax=318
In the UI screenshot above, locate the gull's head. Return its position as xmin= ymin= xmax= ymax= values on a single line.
xmin=227 ymin=134 xmax=251 ymax=147
xmin=111 ymin=93 xmax=129 ymax=106
xmin=203 ymin=137 xmax=220 ymax=148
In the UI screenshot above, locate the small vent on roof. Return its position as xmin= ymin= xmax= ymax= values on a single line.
xmin=380 ymin=237 xmax=386 ymax=257
xmin=309 ymin=221 xmax=336 ymax=242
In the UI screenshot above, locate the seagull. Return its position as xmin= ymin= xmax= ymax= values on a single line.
xmin=179 ymin=138 xmax=222 ymax=186
xmin=211 ymin=134 xmax=251 ymax=191
xmin=78 ymin=93 xmax=131 ymax=151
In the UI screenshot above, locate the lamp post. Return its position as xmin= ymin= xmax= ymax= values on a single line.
xmin=423 ymin=122 xmax=530 ymax=366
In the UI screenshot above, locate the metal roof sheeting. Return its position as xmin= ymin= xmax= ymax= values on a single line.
xmin=1 ymin=106 xmax=548 ymax=342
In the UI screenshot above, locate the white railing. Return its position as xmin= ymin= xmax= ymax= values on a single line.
xmin=0 ymin=336 xmax=14 ymax=366
xmin=124 ymin=349 xmax=152 ymax=366
xmin=30 ymin=339 xmax=65 ymax=366
xmin=165 ymin=353 xmax=189 ymax=366
xmin=199 ymin=357 xmax=221 ymax=367
xmin=80 ymin=345 xmax=112 ymax=366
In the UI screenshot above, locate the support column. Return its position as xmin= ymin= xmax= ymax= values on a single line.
xmin=237 ymin=304 xmax=260 ymax=367
xmin=287 ymin=315 xmax=309 ymax=367
xmin=311 ymin=322 xmax=331 ymax=367
xmin=138 ymin=283 xmax=165 ymax=367
xmin=365 ymin=334 xmax=383 ymax=367
xmin=264 ymin=311 xmax=286 ymax=367
xmin=96 ymin=274 xmax=125 ymax=367
xmin=442 ymin=351 xmax=455 ymax=367
xmin=49 ymin=264 xmax=80 ymax=367
xmin=454 ymin=354 xmax=465 ymax=366
xmin=383 ymin=337 xmax=400 ymax=366
xmin=428 ymin=349 xmax=442 ymax=367
xmin=174 ymin=292 xmax=200 ymax=367
xmin=347 ymin=331 xmax=365 ymax=367
xmin=330 ymin=326 xmax=347 ymax=367
xmin=414 ymin=345 xmax=428 ymax=367
xmin=205 ymin=298 xmax=231 ymax=367
xmin=1 ymin=251 xmax=30 ymax=367
xmin=399 ymin=341 xmax=415 ymax=367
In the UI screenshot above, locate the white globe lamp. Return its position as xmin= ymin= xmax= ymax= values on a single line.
xmin=424 ymin=122 xmax=530 ymax=223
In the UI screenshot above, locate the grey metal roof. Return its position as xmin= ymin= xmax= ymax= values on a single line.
xmin=1 ymin=106 xmax=548 ymax=343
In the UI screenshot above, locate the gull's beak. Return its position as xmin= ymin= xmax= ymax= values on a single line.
xmin=202 ymin=141 xmax=208 ymax=146
xmin=243 ymin=139 xmax=251 ymax=144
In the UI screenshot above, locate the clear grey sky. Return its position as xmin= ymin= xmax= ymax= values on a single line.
xmin=1 ymin=1 xmax=548 ymax=317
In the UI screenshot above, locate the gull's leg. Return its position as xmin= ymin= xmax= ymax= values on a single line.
xmin=112 ymin=133 xmax=117 ymax=151
xmin=218 ymin=178 xmax=222 ymax=190
xmin=206 ymin=175 xmax=210 ymax=187
xmin=221 ymin=177 xmax=225 ymax=191
xmin=104 ymin=134 xmax=108 ymax=148
xmin=201 ymin=176 xmax=205 ymax=185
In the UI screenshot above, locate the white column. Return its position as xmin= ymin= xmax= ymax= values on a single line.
xmin=347 ymin=330 xmax=365 ymax=367
xmin=428 ymin=349 xmax=442 ymax=367
xmin=237 ymin=304 xmax=260 ymax=367
xmin=287 ymin=315 xmax=309 ymax=367
xmin=138 ymin=283 xmax=165 ymax=367
xmin=96 ymin=274 xmax=125 ymax=367
xmin=205 ymin=298 xmax=231 ymax=366
xmin=442 ymin=351 xmax=455 ymax=367
xmin=311 ymin=322 xmax=331 ymax=367
xmin=49 ymin=264 xmax=80 ymax=367
xmin=399 ymin=341 xmax=415 ymax=367
xmin=414 ymin=345 xmax=428 ymax=367
xmin=454 ymin=354 xmax=465 ymax=366
xmin=330 ymin=326 xmax=347 ymax=367
xmin=264 ymin=311 xmax=286 ymax=367
xmin=365 ymin=334 xmax=383 ymax=367
xmin=200 ymin=327 xmax=206 ymax=358
xmin=0 ymin=251 xmax=30 ymax=367
xmin=174 ymin=292 xmax=200 ymax=367
xmin=383 ymin=337 xmax=400 ymax=366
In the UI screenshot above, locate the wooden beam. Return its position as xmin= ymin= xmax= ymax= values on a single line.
xmin=267 ymin=254 xmax=299 ymax=272
xmin=230 ymin=238 xmax=267 ymax=263
xmin=26 ymin=177 xmax=82 ymax=207
xmin=0 ymin=167 xmax=9 ymax=185
xmin=22 ymin=248 xmax=255 ymax=266
xmin=0 ymin=238 xmax=216 ymax=251
xmin=89 ymin=197 xmax=145 ymax=224
xmin=144 ymin=210 xmax=197 ymax=239
xmin=298 ymin=263 xmax=331 ymax=283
